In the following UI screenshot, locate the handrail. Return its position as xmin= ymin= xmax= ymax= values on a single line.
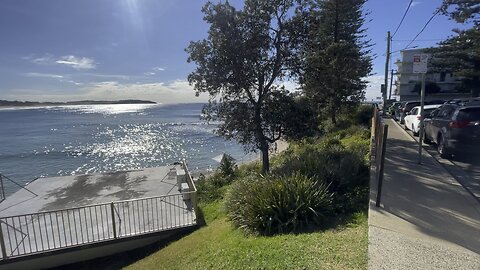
xmin=181 ymin=159 xmax=198 ymax=215
xmin=0 ymin=173 xmax=38 ymax=199
xmin=0 ymin=163 xmax=198 ymax=260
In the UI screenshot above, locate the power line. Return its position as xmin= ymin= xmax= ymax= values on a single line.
xmin=392 ymin=38 xmax=444 ymax=42
xmin=403 ymin=8 xmax=442 ymax=50
xmin=392 ymin=0 xmax=413 ymax=38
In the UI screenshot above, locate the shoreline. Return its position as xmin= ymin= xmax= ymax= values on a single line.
xmin=190 ymin=140 xmax=289 ymax=179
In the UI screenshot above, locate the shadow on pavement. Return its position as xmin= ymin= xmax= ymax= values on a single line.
xmin=376 ymin=137 xmax=480 ymax=255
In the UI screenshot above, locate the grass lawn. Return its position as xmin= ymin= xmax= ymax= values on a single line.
xmin=124 ymin=201 xmax=368 ymax=270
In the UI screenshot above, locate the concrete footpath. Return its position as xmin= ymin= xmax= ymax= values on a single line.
xmin=368 ymin=118 xmax=480 ymax=270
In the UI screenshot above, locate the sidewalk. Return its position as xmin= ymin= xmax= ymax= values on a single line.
xmin=368 ymin=118 xmax=480 ymax=270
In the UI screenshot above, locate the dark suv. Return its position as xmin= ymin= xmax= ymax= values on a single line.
xmin=423 ymin=104 xmax=480 ymax=158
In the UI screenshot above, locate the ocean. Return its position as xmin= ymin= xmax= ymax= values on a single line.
xmin=0 ymin=103 xmax=255 ymax=193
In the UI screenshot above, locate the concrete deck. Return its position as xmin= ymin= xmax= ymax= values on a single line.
xmin=0 ymin=166 xmax=181 ymax=216
xmin=369 ymin=118 xmax=480 ymax=269
xmin=0 ymin=166 xmax=196 ymax=259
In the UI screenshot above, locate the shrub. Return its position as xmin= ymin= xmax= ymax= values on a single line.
xmin=225 ymin=173 xmax=333 ymax=235
xmin=196 ymin=173 xmax=231 ymax=203
xmin=270 ymin=130 xmax=370 ymax=213
xmin=218 ymin=154 xmax=236 ymax=178
xmin=354 ymin=105 xmax=374 ymax=127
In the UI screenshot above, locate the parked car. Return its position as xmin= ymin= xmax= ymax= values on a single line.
xmin=396 ymin=100 xmax=445 ymax=123
xmin=398 ymin=101 xmax=422 ymax=124
xmin=388 ymin=102 xmax=401 ymax=118
xmin=394 ymin=101 xmax=407 ymax=122
xmin=423 ymin=104 xmax=480 ymax=158
xmin=403 ymin=104 xmax=442 ymax=136
xmin=445 ymin=97 xmax=480 ymax=106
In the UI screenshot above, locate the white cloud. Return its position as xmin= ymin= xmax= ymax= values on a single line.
xmin=25 ymin=54 xmax=96 ymax=70
xmin=78 ymin=79 xmax=208 ymax=103
xmin=83 ymin=73 xmax=131 ymax=80
xmin=24 ymin=72 xmax=64 ymax=79
xmin=144 ymin=67 xmax=166 ymax=76
xmin=56 ymin=55 xmax=96 ymax=70
xmin=31 ymin=54 xmax=55 ymax=65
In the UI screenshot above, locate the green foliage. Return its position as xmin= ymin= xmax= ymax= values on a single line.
xmin=279 ymin=95 xmax=320 ymax=140
xmin=354 ymin=105 xmax=374 ymax=127
xmin=429 ymin=2 xmax=479 ymax=97
xmin=296 ymin=0 xmax=373 ymax=125
xmin=195 ymin=173 xmax=231 ymax=203
xmin=186 ymin=0 xmax=298 ymax=173
xmin=271 ymin=127 xmax=370 ymax=213
xmin=440 ymin=0 xmax=480 ymax=24
xmin=225 ymin=173 xmax=333 ymax=235
xmin=320 ymin=106 xmax=373 ymax=133
xmin=218 ymin=154 xmax=236 ymax=178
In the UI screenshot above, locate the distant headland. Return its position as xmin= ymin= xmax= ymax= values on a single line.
xmin=0 ymin=99 xmax=157 ymax=107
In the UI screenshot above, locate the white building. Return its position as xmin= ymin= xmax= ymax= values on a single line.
xmin=394 ymin=48 xmax=463 ymax=101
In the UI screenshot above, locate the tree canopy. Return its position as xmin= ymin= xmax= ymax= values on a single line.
xmin=186 ymin=0 xmax=297 ymax=173
xmin=296 ymin=0 xmax=372 ymax=125
xmin=429 ymin=1 xmax=480 ymax=97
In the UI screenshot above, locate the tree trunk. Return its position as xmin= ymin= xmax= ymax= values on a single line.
xmin=260 ymin=140 xmax=270 ymax=174
xmin=330 ymin=104 xmax=337 ymax=125
xmin=254 ymin=105 xmax=270 ymax=174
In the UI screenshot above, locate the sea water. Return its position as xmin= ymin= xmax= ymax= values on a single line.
xmin=0 ymin=103 xmax=255 ymax=193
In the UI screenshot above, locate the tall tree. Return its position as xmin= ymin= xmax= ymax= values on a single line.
xmin=440 ymin=0 xmax=480 ymax=24
xmin=186 ymin=0 xmax=296 ymax=173
xmin=429 ymin=1 xmax=480 ymax=97
xmin=297 ymin=0 xmax=372 ymax=125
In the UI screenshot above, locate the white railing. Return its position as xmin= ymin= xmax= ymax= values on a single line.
xmin=0 ymin=161 xmax=198 ymax=260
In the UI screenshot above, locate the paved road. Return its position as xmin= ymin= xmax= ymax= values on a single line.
xmin=399 ymin=122 xmax=480 ymax=201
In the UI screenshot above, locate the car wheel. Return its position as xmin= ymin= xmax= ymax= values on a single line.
xmin=437 ymin=135 xmax=450 ymax=158
xmin=412 ymin=124 xmax=418 ymax=136
xmin=423 ymin=132 xmax=432 ymax=144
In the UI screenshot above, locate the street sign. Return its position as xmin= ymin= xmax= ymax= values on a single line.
xmin=412 ymin=54 xmax=429 ymax=74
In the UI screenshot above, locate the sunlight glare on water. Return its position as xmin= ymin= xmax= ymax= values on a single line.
xmin=0 ymin=103 xmax=256 ymax=191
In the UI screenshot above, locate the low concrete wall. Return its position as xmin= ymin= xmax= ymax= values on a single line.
xmin=0 ymin=228 xmax=191 ymax=270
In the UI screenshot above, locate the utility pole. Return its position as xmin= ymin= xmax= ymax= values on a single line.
xmin=383 ymin=31 xmax=391 ymax=115
xmin=389 ymin=69 xmax=395 ymax=100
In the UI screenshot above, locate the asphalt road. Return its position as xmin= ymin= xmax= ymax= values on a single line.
xmin=394 ymin=120 xmax=480 ymax=202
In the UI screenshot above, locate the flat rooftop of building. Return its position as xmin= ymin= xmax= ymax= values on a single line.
xmin=0 ymin=166 xmax=182 ymax=217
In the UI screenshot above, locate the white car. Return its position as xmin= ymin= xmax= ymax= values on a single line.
xmin=404 ymin=104 xmax=442 ymax=136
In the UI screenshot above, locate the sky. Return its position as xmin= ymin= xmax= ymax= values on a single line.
xmin=0 ymin=0 xmax=471 ymax=103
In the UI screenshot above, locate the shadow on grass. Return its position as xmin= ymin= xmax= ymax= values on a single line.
xmin=50 ymin=206 xmax=211 ymax=270
xmin=50 ymin=227 xmax=199 ymax=270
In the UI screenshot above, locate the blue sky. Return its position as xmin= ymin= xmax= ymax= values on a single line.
xmin=0 ymin=0 xmax=470 ymax=103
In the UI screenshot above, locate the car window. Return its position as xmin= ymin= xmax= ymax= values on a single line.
xmin=410 ymin=108 xmax=417 ymax=115
xmin=456 ymin=108 xmax=480 ymax=121
xmin=438 ymin=106 xmax=455 ymax=119
xmin=423 ymin=108 xmax=436 ymax=115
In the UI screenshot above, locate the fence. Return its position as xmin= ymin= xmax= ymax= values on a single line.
xmin=371 ymin=106 xmax=389 ymax=207
xmin=0 ymin=174 xmax=38 ymax=204
xmin=0 ymin=161 xmax=197 ymax=260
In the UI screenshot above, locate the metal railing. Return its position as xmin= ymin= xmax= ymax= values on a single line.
xmin=371 ymin=106 xmax=389 ymax=207
xmin=0 ymin=174 xmax=38 ymax=203
xmin=0 ymin=162 xmax=198 ymax=260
